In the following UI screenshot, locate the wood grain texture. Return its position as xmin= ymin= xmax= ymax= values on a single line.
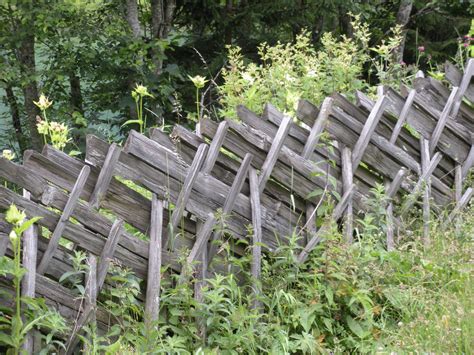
xmin=89 ymin=142 xmax=121 ymax=209
xmin=145 ymin=195 xmax=163 ymax=326
xmin=37 ymin=165 xmax=91 ymax=275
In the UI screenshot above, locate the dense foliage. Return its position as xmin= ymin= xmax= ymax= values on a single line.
xmin=1 ymin=0 xmax=473 ymax=154
xmin=0 ymin=1 xmax=473 ymax=353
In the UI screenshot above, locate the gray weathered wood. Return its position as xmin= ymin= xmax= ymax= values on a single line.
xmin=385 ymin=198 xmax=395 ymax=251
xmin=21 ymin=190 xmax=38 ymax=355
xmin=384 ymin=86 xmax=470 ymax=164
xmin=249 ymin=167 xmax=262 ymax=310
xmin=461 ymin=144 xmax=474 ymax=179
xmin=420 ymin=138 xmax=431 ymax=246
xmin=207 ymin=153 xmax=253 ymax=263
xmin=112 ymin=131 xmax=297 ymax=251
xmin=444 ymin=60 xmax=474 ymax=103
xmin=97 ymin=219 xmax=124 ymax=289
xmin=400 ymin=152 xmax=443 ymax=216
xmin=390 ymin=89 xmax=416 ymax=144
xmin=37 ymin=165 xmax=91 ymax=275
xmin=301 ymin=97 xmax=333 ymax=158
xmin=443 ymin=186 xmax=474 ymax=229
xmin=65 ymin=254 xmax=97 ymax=355
xmin=145 ymin=195 xmax=163 ymax=326
xmin=386 ymin=168 xmax=408 ymax=199
xmin=88 ymin=143 xmax=121 ymax=209
xmin=186 ymin=214 xmax=215 ymax=267
xmin=168 ymin=143 xmax=208 ymax=248
xmin=341 ymin=146 xmax=353 ymax=243
xmin=259 ymin=114 xmax=292 ymax=194
xmin=455 ymin=164 xmax=463 ymax=203
xmin=352 ymin=95 xmax=388 ymax=168
xmin=450 ymin=59 xmax=474 ymax=119
xmin=429 ymin=87 xmax=459 ymax=155
xmin=201 ymin=121 xmax=229 ymax=174
xmin=297 ymin=185 xmax=354 ymax=264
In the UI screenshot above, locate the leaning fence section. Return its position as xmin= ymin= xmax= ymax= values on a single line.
xmin=0 ymin=59 xmax=473 ymax=353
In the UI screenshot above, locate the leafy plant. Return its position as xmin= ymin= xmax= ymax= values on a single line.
xmin=122 ymin=84 xmax=154 ymax=134
xmin=0 ymin=205 xmax=68 ymax=354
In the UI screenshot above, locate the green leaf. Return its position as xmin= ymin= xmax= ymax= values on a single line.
xmin=121 ymin=119 xmax=142 ymax=128
xmin=346 ymin=315 xmax=366 ymax=339
xmin=16 ymin=217 xmax=42 ymax=235
xmin=0 ymin=332 xmax=14 ymax=347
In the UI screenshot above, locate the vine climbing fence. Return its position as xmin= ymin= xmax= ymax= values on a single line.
xmin=1 ymin=59 xmax=473 ymax=353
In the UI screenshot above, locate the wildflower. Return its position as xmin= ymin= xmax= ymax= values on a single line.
xmin=241 ymin=72 xmax=254 ymax=84
xmin=36 ymin=120 xmax=49 ymax=135
xmin=6 ymin=205 xmax=26 ymax=226
xmin=400 ymin=60 xmax=406 ymax=66
xmin=464 ymin=43 xmax=469 ymax=48
xmin=33 ymin=93 xmax=53 ymax=111
xmin=2 ymin=149 xmax=15 ymax=161
xmin=188 ymin=75 xmax=208 ymax=89
xmin=418 ymin=46 xmax=425 ymax=52
xmin=9 ymin=230 xmax=18 ymax=244
xmin=132 ymin=84 xmax=153 ymax=102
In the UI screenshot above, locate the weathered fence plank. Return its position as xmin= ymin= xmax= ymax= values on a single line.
xmin=88 ymin=143 xmax=121 ymax=209
xmin=37 ymin=165 xmax=91 ymax=275
xmin=145 ymin=195 xmax=164 ymax=327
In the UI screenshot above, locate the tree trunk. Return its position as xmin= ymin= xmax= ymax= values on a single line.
xmin=4 ymin=85 xmax=26 ymax=153
xmin=126 ymin=0 xmax=142 ymax=38
xmin=17 ymin=32 xmax=42 ymax=151
xmin=150 ymin=0 xmax=176 ymax=75
xmin=224 ymin=0 xmax=234 ymax=45
xmin=125 ymin=0 xmax=143 ymax=121
xmin=394 ymin=0 xmax=413 ymax=63
xmin=69 ymin=72 xmax=84 ymax=115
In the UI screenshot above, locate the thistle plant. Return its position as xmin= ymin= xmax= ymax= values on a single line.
xmin=122 ymin=84 xmax=154 ymax=134
xmin=0 ymin=205 xmax=40 ymax=354
xmin=34 ymin=94 xmax=53 ymax=146
xmin=2 ymin=149 xmax=15 ymax=161
xmin=188 ymin=75 xmax=208 ymax=125
xmin=34 ymin=94 xmax=72 ymax=151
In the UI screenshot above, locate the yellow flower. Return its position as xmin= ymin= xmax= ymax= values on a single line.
xmin=6 ymin=205 xmax=26 ymax=226
xmin=2 ymin=149 xmax=15 ymax=161
xmin=34 ymin=93 xmax=53 ymax=111
xmin=132 ymin=84 xmax=153 ymax=100
xmin=188 ymin=75 xmax=208 ymax=89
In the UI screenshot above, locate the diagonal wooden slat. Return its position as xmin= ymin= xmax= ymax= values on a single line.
xmin=449 ymin=58 xmax=474 ymax=120
xmin=207 ymin=153 xmax=253 ymax=263
xmin=390 ymin=89 xmax=416 ymax=144
xmin=65 ymin=254 xmax=97 ymax=355
xmin=301 ymin=97 xmax=333 ymax=158
xmin=168 ymin=143 xmax=208 ymax=249
xmin=37 ymin=165 xmax=91 ymax=275
xmin=89 ymin=143 xmax=121 ymax=209
xmin=97 ymin=218 xmax=124 ymax=289
xmin=297 ymin=185 xmax=354 ymax=264
xmin=400 ymin=152 xmax=443 ymax=216
xmin=201 ymin=121 xmax=229 ymax=174
xmin=429 ymin=87 xmax=459 ymax=156
xmin=351 ymin=95 xmax=388 ymax=169
xmin=258 ymin=114 xmax=292 ymax=194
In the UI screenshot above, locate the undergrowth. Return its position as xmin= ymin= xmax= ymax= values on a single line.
xmin=68 ymin=200 xmax=474 ymax=353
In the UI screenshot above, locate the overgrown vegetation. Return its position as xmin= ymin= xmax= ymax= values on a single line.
xmin=0 ymin=2 xmax=473 ymax=353
xmin=2 ymin=186 xmax=471 ymax=353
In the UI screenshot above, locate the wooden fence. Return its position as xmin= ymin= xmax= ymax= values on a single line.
xmin=0 ymin=59 xmax=473 ymax=353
